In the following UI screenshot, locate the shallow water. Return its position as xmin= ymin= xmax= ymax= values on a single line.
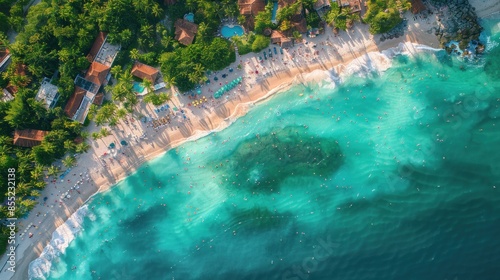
xmin=32 ymin=17 xmax=500 ymax=280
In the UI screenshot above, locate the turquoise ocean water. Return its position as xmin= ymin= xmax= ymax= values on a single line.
xmin=31 ymin=18 xmax=500 ymax=280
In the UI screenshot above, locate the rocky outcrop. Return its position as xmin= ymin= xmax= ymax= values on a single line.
xmin=379 ymin=19 xmax=408 ymax=42
xmin=429 ymin=0 xmax=482 ymax=50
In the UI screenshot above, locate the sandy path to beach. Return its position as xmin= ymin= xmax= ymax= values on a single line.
xmin=1 ymin=12 xmax=445 ymax=279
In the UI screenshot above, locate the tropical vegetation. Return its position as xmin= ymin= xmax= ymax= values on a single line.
xmin=364 ymin=0 xmax=412 ymax=34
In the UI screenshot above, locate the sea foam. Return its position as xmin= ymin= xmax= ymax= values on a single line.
xmin=28 ymin=205 xmax=89 ymax=280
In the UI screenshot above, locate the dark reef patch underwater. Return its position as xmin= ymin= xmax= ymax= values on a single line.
xmin=216 ymin=126 xmax=344 ymax=193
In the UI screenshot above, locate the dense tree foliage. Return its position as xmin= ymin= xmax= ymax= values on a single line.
xmin=325 ymin=3 xmax=361 ymax=31
xmin=364 ymin=0 xmax=411 ymax=34
xmin=254 ymin=3 xmax=274 ymax=35
xmin=144 ymin=92 xmax=171 ymax=106
xmin=160 ymin=38 xmax=235 ymax=91
xmin=233 ymin=34 xmax=270 ymax=55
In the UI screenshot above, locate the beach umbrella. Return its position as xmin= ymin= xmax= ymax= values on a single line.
xmin=229 ymin=68 xmax=233 ymax=72
xmin=197 ymin=89 xmax=202 ymax=94
xmin=120 ymin=140 xmax=128 ymax=146
xmin=214 ymin=77 xmax=219 ymax=81
xmin=109 ymin=143 xmax=115 ymax=149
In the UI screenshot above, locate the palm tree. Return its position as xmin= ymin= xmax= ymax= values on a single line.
xmin=111 ymin=65 xmax=122 ymax=78
xmin=47 ymin=165 xmax=60 ymax=177
xmin=0 ymin=145 xmax=11 ymax=155
xmin=91 ymin=132 xmax=102 ymax=141
xmin=117 ymin=108 xmax=128 ymax=120
xmin=119 ymin=70 xmax=134 ymax=85
xmin=293 ymin=31 xmax=302 ymax=42
xmin=164 ymin=75 xmax=177 ymax=87
xmin=80 ymin=131 xmax=90 ymax=140
xmin=140 ymin=24 xmax=153 ymax=38
xmin=197 ymin=22 xmax=210 ymax=42
xmin=64 ymin=139 xmax=76 ymax=152
xmin=75 ymin=142 xmax=91 ymax=153
xmin=100 ymin=127 xmax=111 ymax=138
xmin=62 ymin=155 xmax=76 ymax=168
xmin=129 ymin=48 xmax=140 ymax=60
xmin=194 ymin=63 xmax=205 ymax=77
xmin=33 ymin=180 xmax=46 ymax=190
xmin=141 ymin=79 xmax=154 ymax=95
xmin=16 ymin=182 xmax=31 ymax=197
xmin=152 ymin=3 xmax=163 ymax=18
xmin=161 ymin=35 xmax=173 ymax=50
xmin=186 ymin=0 xmax=197 ymax=11
xmin=30 ymin=164 xmax=44 ymax=180
xmin=188 ymin=72 xmax=200 ymax=84
xmin=30 ymin=190 xmax=41 ymax=197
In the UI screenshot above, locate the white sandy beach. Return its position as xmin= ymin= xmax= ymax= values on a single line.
xmin=1 ymin=5 xmax=498 ymax=278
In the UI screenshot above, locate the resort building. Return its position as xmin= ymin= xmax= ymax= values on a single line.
xmin=174 ymin=19 xmax=198 ymax=46
xmin=13 ymin=129 xmax=49 ymax=147
xmin=131 ymin=62 xmax=159 ymax=83
xmin=64 ymin=32 xmax=120 ymax=123
xmin=2 ymin=64 xmax=27 ymax=97
xmin=1 ymin=88 xmax=14 ymax=102
xmin=313 ymin=0 xmax=332 ymax=19
xmin=313 ymin=0 xmax=331 ymax=11
xmin=86 ymin=32 xmax=107 ymax=63
xmin=0 ymin=45 xmax=11 ymax=73
xmin=270 ymin=30 xmax=294 ymax=49
xmin=35 ymin=77 xmax=60 ymax=109
xmin=238 ymin=0 xmax=266 ymax=30
xmin=339 ymin=0 xmax=362 ymax=13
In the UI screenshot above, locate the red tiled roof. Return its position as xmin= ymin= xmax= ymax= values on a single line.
xmin=13 ymin=129 xmax=49 ymax=147
xmin=174 ymin=19 xmax=198 ymax=46
xmin=238 ymin=0 xmax=266 ymax=16
xmin=131 ymin=62 xmax=159 ymax=82
xmin=64 ymin=87 xmax=86 ymax=118
xmin=313 ymin=0 xmax=330 ymax=10
xmin=85 ymin=61 xmax=110 ymax=86
xmin=271 ymin=30 xmax=287 ymax=44
xmin=5 ymin=85 xmax=17 ymax=96
xmin=86 ymin=32 xmax=107 ymax=63
xmin=340 ymin=0 xmax=361 ymax=12
xmin=0 ymin=47 xmax=9 ymax=64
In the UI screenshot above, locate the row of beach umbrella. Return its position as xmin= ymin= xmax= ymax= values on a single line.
xmin=214 ymin=77 xmax=242 ymax=99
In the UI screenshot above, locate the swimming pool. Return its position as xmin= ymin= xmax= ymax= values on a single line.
xmin=221 ymin=24 xmax=244 ymax=38
xmin=271 ymin=1 xmax=278 ymax=23
xmin=184 ymin=13 xmax=194 ymax=23
xmin=133 ymin=82 xmax=145 ymax=94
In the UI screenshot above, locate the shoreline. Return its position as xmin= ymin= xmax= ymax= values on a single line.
xmin=2 ymin=5 xmax=498 ymax=279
